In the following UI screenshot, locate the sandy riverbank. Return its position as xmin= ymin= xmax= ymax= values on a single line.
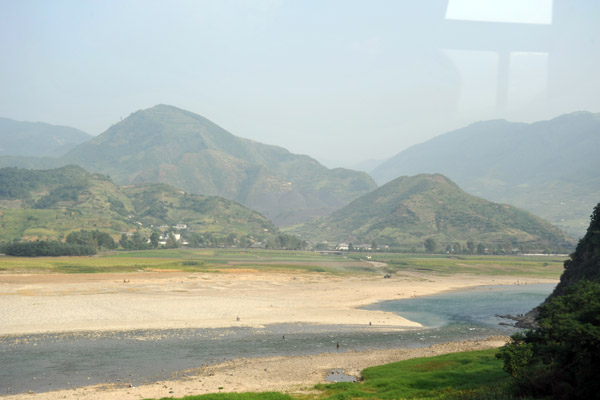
xmin=0 ymin=270 xmax=555 ymax=336
xmin=0 ymin=269 xmax=554 ymax=399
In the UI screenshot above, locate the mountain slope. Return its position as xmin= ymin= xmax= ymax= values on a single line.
xmin=0 ymin=165 xmax=276 ymax=243
xmin=553 ymin=203 xmax=600 ymax=296
xmin=61 ymin=104 xmax=377 ymax=225
xmin=371 ymin=112 xmax=600 ymax=237
xmin=0 ymin=117 xmax=92 ymax=157
xmin=296 ymin=174 xmax=574 ymax=252
xmin=515 ymin=202 xmax=600 ymax=328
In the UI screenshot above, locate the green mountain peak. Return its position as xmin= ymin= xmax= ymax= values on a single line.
xmin=371 ymin=111 xmax=600 ymax=237
xmin=61 ymin=105 xmax=376 ymax=225
xmin=296 ymin=173 xmax=574 ymax=252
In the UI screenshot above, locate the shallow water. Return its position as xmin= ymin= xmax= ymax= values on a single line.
xmin=0 ymin=283 xmax=554 ymax=395
xmin=363 ymin=283 xmax=554 ymax=330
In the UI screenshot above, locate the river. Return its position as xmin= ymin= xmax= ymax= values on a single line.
xmin=0 ymin=283 xmax=553 ymax=395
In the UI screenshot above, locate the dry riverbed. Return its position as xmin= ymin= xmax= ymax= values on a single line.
xmin=0 ymin=268 xmax=555 ymax=399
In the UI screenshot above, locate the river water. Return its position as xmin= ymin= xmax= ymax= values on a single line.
xmin=0 ymin=283 xmax=553 ymax=395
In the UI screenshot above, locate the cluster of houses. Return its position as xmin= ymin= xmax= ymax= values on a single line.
xmin=334 ymin=243 xmax=388 ymax=251
xmin=335 ymin=243 xmax=372 ymax=251
xmin=156 ymin=232 xmax=189 ymax=246
xmin=122 ymin=223 xmax=190 ymax=246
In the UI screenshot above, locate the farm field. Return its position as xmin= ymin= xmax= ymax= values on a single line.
xmin=0 ymin=248 xmax=566 ymax=278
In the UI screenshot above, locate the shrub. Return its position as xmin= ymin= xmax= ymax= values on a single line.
xmin=497 ymin=280 xmax=600 ymax=399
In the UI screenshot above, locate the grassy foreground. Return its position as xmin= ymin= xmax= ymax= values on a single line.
xmin=148 ymin=349 xmax=516 ymax=400
xmin=0 ymin=248 xmax=565 ymax=278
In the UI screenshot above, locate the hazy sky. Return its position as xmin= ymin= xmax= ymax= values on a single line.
xmin=1 ymin=0 xmax=599 ymax=167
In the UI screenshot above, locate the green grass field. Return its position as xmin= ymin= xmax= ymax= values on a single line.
xmin=0 ymin=248 xmax=566 ymax=279
xmin=315 ymin=349 xmax=511 ymax=400
xmin=366 ymin=253 xmax=565 ymax=279
xmin=147 ymin=349 xmax=518 ymax=400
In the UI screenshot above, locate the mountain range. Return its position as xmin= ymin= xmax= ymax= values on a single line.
xmin=0 ymin=117 xmax=92 ymax=157
xmin=295 ymin=173 xmax=574 ymax=252
xmin=371 ymin=112 xmax=600 ymax=237
xmin=0 ymin=106 xmax=597 ymax=239
xmin=3 ymin=105 xmax=376 ymax=226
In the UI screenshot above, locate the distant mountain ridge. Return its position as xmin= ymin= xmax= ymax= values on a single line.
xmin=296 ymin=173 xmax=574 ymax=252
xmin=371 ymin=112 xmax=600 ymax=238
xmin=57 ymin=104 xmax=376 ymax=225
xmin=0 ymin=117 xmax=92 ymax=157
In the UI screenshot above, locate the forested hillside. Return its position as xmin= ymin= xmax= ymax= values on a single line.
xmin=59 ymin=105 xmax=376 ymax=225
xmin=371 ymin=112 xmax=600 ymax=237
xmin=296 ymin=174 xmax=574 ymax=252
xmin=0 ymin=165 xmax=278 ymax=247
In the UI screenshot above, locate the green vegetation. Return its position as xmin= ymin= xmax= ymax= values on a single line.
xmin=316 ymin=349 xmax=509 ymax=400
xmin=150 ymin=349 xmax=523 ymax=400
xmin=296 ymin=174 xmax=574 ymax=253
xmin=552 ymin=203 xmax=600 ymax=296
xmin=0 ymin=164 xmax=93 ymax=201
xmin=497 ymin=203 xmax=600 ymax=399
xmin=0 ymin=165 xmax=278 ymax=246
xmin=66 ymin=229 xmax=115 ymax=249
xmin=0 ymin=248 xmax=566 ymax=279
xmin=0 ymin=248 xmax=350 ymax=274
xmin=34 ymin=182 xmax=89 ymax=209
xmin=498 ymin=280 xmax=600 ymax=399
xmin=371 ymin=112 xmax=600 ymax=238
xmin=369 ymin=253 xmax=565 ymax=279
xmin=265 ymin=233 xmax=307 ymax=250
xmin=1 ymin=240 xmax=96 ymax=256
xmin=57 ymin=104 xmax=377 ymax=225
xmin=424 ymin=237 xmax=437 ymax=252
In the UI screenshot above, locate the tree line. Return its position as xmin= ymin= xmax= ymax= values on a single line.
xmin=1 ymin=240 xmax=97 ymax=257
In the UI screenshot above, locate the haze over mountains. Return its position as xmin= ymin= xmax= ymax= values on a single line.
xmin=296 ymin=174 xmax=573 ymax=252
xmin=0 ymin=117 xmax=92 ymax=157
xmin=371 ymin=112 xmax=600 ymax=237
xmin=56 ymin=105 xmax=376 ymax=226
xmin=0 ymin=105 xmax=597 ymax=242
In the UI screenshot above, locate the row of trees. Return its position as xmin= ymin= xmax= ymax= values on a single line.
xmin=265 ymin=234 xmax=307 ymax=250
xmin=0 ymin=229 xmax=116 ymax=256
xmin=66 ymin=230 xmax=115 ymax=249
xmin=119 ymin=231 xmax=157 ymax=250
xmin=423 ymin=238 xmax=537 ymax=254
xmin=1 ymin=240 xmax=97 ymax=256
